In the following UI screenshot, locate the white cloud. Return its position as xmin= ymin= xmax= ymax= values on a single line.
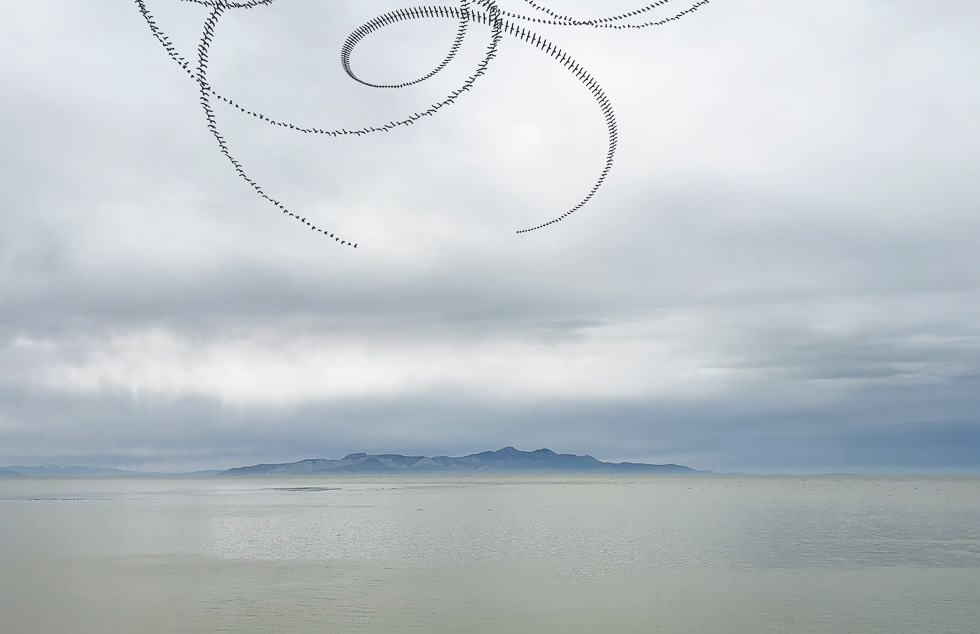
xmin=18 ymin=315 xmax=745 ymax=407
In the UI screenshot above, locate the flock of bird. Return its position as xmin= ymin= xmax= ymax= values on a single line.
xmin=135 ymin=0 xmax=711 ymax=249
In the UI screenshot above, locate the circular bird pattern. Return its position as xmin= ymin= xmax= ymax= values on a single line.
xmin=135 ymin=0 xmax=711 ymax=249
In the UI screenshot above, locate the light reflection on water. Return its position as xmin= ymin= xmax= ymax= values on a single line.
xmin=1 ymin=475 xmax=978 ymax=633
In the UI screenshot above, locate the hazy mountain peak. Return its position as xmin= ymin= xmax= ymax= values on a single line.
xmin=2 ymin=448 xmax=707 ymax=477
xmin=220 ymin=448 xmax=704 ymax=476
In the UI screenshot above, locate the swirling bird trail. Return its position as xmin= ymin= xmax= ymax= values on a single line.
xmin=135 ymin=0 xmax=711 ymax=249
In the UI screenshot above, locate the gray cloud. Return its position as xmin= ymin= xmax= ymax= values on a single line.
xmin=2 ymin=0 xmax=979 ymax=472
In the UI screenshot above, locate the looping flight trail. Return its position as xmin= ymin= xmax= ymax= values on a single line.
xmin=135 ymin=0 xmax=710 ymax=249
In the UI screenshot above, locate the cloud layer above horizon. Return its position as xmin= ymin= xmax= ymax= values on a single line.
xmin=2 ymin=0 xmax=979 ymax=473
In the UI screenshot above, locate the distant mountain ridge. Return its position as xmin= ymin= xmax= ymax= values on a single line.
xmin=0 ymin=448 xmax=706 ymax=477
xmin=0 ymin=465 xmax=152 ymax=478
xmin=221 ymin=447 xmax=705 ymax=476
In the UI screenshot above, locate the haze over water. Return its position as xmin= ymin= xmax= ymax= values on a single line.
xmin=1 ymin=475 xmax=978 ymax=633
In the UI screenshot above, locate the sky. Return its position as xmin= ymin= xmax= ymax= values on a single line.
xmin=1 ymin=0 xmax=979 ymax=474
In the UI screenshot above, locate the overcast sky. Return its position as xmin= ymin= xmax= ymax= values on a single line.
xmin=1 ymin=0 xmax=979 ymax=473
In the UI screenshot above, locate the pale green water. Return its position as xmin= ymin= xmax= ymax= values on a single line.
xmin=1 ymin=475 xmax=978 ymax=633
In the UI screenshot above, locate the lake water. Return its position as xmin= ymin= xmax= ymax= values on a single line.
xmin=1 ymin=475 xmax=978 ymax=633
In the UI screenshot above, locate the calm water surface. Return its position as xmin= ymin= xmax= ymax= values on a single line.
xmin=1 ymin=475 xmax=978 ymax=632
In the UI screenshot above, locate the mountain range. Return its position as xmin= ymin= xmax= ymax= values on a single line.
xmin=0 ymin=465 xmax=151 ymax=478
xmin=0 ymin=447 xmax=706 ymax=477
xmin=222 ymin=447 xmax=704 ymax=475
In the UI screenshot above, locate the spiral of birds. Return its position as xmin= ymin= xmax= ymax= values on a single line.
xmin=135 ymin=0 xmax=712 ymax=249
